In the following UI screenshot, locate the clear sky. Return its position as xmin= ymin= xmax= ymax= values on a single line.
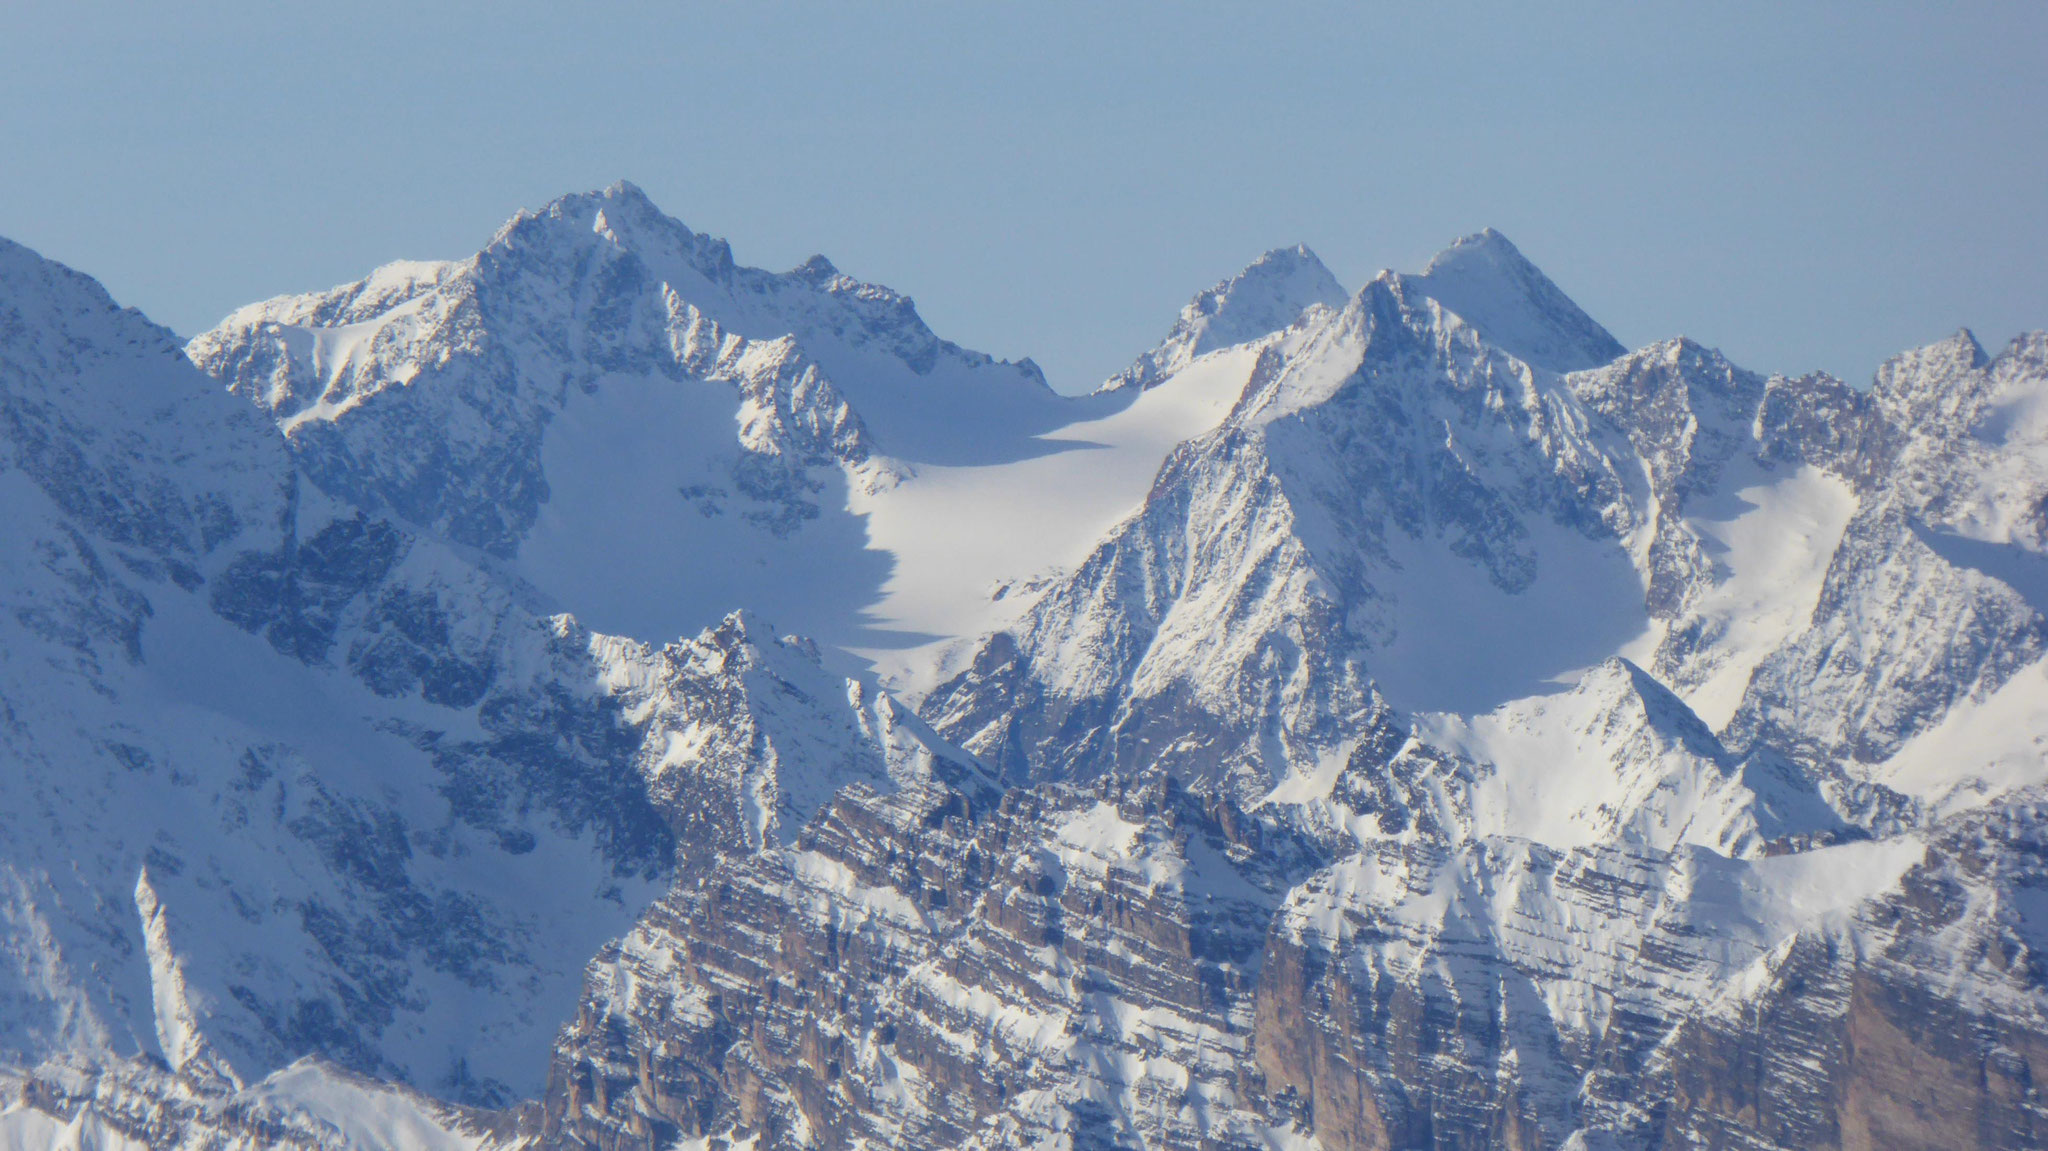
xmin=3 ymin=2 xmax=2043 ymax=392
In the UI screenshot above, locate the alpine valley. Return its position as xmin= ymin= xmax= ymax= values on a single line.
xmin=2 ymin=182 xmax=2046 ymax=1151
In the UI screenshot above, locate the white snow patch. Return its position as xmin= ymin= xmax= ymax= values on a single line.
xmin=1055 ymin=803 xmax=1145 ymax=860
xmin=1881 ymin=657 xmax=2048 ymax=815
xmin=1052 ymin=803 xmax=1185 ymax=891
xmin=241 ymin=1058 xmax=484 ymax=1151
xmin=1742 ymin=835 xmax=1927 ymax=934
xmin=857 ymin=347 xmax=1260 ymax=684
xmin=787 ymin=850 xmax=929 ymax=929
xmin=1412 ymin=658 xmax=1759 ymax=857
xmin=1259 ymin=747 xmax=1351 ymax=807
xmin=0 ymin=1102 xmax=147 ymax=1151
xmin=1647 ymin=461 xmax=1858 ymax=728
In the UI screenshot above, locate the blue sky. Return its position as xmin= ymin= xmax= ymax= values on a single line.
xmin=3 ymin=2 xmax=2043 ymax=391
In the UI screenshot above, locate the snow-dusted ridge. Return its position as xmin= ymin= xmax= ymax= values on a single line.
xmin=2 ymin=185 xmax=2048 ymax=1148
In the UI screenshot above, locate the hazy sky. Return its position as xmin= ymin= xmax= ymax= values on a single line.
xmin=3 ymin=2 xmax=2043 ymax=392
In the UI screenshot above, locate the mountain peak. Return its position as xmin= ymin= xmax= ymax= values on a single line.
xmin=1399 ymin=228 xmax=1625 ymax=373
xmin=488 ymin=181 xmax=710 ymax=271
xmin=1872 ymin=327 xmax=1996 ymax=431
xmin=1420 ymin=226 xmax=1516 ymax=270
xmin=1107 ymin=243 xmax=1347 ymax=391
xmin=1189 ymin=244 xmax=1345 ymax=355
xmin=792 ymin=253 xmax=840 ymax=282
xmin=1255 ymin=243 xmax=1328 ymax=272
xmin=602 ymin=177 xmax=651 ymax=201
xmin=587 ymin=179 xmax=665 ymax=220
xmin=1579 ymin=656 xmax=1722 ymax=752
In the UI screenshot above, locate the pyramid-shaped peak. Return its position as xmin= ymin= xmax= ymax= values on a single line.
xmin=1401 ymin=228 xmax=1625 ymax=374
xmin=1106 ymin=243 xmax=1347 ymax=392
xmin=1 ymin=234 xmax=123 ymax=318
xmin=580 ymin=179 xmax=672 ymax=220
xmin=1568 ymin=336 xmax=1766 ymax=420
xmin=1570 ymin=657 xmax=1727 ymax=758
xmin=1423 ymin=227 xmax=1520 ymax=270
xmin=1248 ymin=243 xmax=1334 ymax=276
xmin=1189 ymin=244 xmax=1346 ymax=349
xmin=0 ymin=234 xmax=192 ymax=366
xmin=601 ymin=178 xmax=653 ymax=202
xmin=502 ymin=180 xmax=696 ymax=249
xmin=790 ymin=253 xmax=841 ymax=283
xmin=1226 ymin=242 xmax=1340 ymax=291
xmin=1881 ymin=327 xmax=1990 ymax=381
xmin=543 ymin=179 xmax=663 ymax=220
xmin=1872 ymin=327 xmax=1996 ymax=428
xmin=1578 ymin=655 xmax=1679 ymax=705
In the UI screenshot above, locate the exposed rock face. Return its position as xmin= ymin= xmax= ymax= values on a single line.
xmin=1240 ymin=793 xmax=2048 ymax=1151
xmin=1650 ymin=796 xmax=2048 ymax=1151
xmin=540 ymin=777 xmax=1322 ymax=1151
xmin=1727 ymin=333 xmax=2048 ymax=774
xmin=532 ymin=780 xmax=2048 ymax=1151
xmin=920 ymin=270 xmax=1659 ymax=797
xmin=0 ymin=1053 xmax=507 ymax=1151
xmin=895 ymin=222 xmax=2048 ymax=1150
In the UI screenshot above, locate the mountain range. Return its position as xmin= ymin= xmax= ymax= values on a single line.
xmin=1 ymin=181 xmax=2045 ymax=1150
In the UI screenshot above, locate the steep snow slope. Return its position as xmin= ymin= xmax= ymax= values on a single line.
xmin=1414 ymin=659 xmax=1778 ymax=857
xmin=513 ymin=360 xmax=886 ymax=652
xmin=857 ymin=345 xmax=1272 ymax=680
xmin=854 ymin=246 xmax=1352 ymax=670
xmin=1621 ymin=455 xmax=1858 ymax=728
xmin=1882 ymin=658 xmax=2048 ymax=817
xmin=1727 ymin=331 xmax=2048 ymax=792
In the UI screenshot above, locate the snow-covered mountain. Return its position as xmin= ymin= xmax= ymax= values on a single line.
xmin=187 ymin=181 xmax=1077 ymax=655
xmin=0 ymin=225 xmax=980 ymax=1143
xmin=187 ymin=184 xmax=1341 ymax=664
xmin=3 ymin=185 xmax=2047 ymax=1149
